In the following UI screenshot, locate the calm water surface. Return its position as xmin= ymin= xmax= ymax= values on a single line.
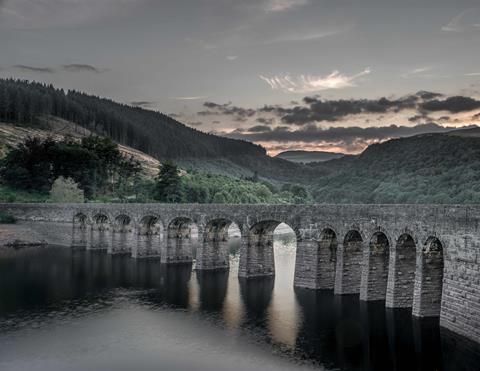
xmin=0 ymin=234 xmax=479 ymax=371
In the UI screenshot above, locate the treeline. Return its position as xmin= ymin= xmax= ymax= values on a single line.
xmin=0 ymin=136 xmax=310 ymax=204
xmin=309 ymin=133 xmax=480 ymax=204
xmin=151 ymin=162 xmax=310 ymax=204
xmin=0 ymin=78 xmax=266 ymax=159
xmin=0 ymin=136 xmax=140 ymax=198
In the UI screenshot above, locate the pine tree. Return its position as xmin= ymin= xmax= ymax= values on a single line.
xmin=154 ymin=161 xmax=183 ymax=203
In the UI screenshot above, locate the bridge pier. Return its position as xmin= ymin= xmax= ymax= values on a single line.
xmin=334 ymin=230 xmax=364 ymax=295
xmin=164 ymin=217 xmax=195 ymax=264
xmin=72 ymin=213 xmax=89 ymax=248
xmin=316 ymin=228 xmax=337 ymax=289
xmin=238 ymin=222 xmax=275 ymax=279
xmin=386 ymin=233 xmax=417 ymax=308
xmin=110 ymin=214 xmax=134 ymax=255
xmin=360 ymin=231 xmax=390 ymax=301
xmin=412 ymin=237 xmax=444 ymax=317
xmin=133 ymin=216 xmax=163 ymax=259
xmin=89 ymin=214 xmax=111 ymax=250
xmin=196 ymin=220 xmax=230 ymax=271
xmin=294 ymin=238 xmax=320 ymax=289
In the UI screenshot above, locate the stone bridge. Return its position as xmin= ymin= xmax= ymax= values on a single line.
xmin=1 ymin=202 xmax=480 ymax=345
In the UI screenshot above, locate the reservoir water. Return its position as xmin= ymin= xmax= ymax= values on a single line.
xmin=0 ymin=230 xmax=479 ymax=371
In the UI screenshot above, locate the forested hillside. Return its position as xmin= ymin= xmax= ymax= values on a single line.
xmin=0 ymin=78 xmax=266 ymax=159
xmin=309 ymin=132 xmax=480 ymax=203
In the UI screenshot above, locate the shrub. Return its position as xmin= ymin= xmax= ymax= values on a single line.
xmin=0 ymin=211 xmax=16 ymax=224
xmin=49 ymin=176 xmax=85 ymax=203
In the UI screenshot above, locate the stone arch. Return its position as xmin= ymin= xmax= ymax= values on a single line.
xmin=238 ymin=219 xmax=297 ymax=279
xmin=316 ymin=227 xmax=338 ymax=289
xmin=92 ymin=213 xmax=110 ymax=230
xmin=139 ymin=215 xmax=163 ymax=235
xmin=386 ymin=233 xmax=417 ymax=308
xmin=114 ymin=214 xmax=131 ymax=229
xmin=334 ymin=229 xmax=364 ymax=295
xmin=204 ymin=218 xmax=233 ymax=241
xmin=412 ymin=236 xmax=444 ymax=317
xmin=165 ymin=216 xmax=197 ymax=264
xmin=73 ymin=212 xmax=88 ymax=228
xmin=360 ymin=231 xmax=390 ymax=301
xmin=89 ymin=213 xmax=111 ymax=250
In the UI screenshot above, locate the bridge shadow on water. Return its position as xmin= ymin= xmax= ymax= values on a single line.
xmin=0 ymin=246 xmax=480 ymax=371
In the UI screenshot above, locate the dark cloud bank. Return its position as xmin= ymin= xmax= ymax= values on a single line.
xmin=225 ymin=123 xmax=458 ymax=143
xmin=199 ymin=90 xmax=480 ymax=152
xmin=11 ymin=64 xmax=106 ymax=74
xmin=199 ymin=91 xmax=480 ymax=126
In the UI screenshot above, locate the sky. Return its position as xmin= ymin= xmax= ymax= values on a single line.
xmin=1 ymin=0 xmax=480 ymax=154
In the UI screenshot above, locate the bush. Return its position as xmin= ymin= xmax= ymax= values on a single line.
xmin=49 ymin=176 xmax=85 ymax=203
xmin=0 ymin=211 xmax=16 ymax=224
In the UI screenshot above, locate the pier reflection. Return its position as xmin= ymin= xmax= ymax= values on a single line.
xmin=0 ymin=246 xmax=479 ymax=371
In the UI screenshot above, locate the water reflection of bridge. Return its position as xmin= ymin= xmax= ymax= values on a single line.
xmin=1 ymin=203 xmax=479 ymax=344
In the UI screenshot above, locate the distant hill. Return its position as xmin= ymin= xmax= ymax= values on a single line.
xmin=447 ymin=126 xmax=480 ymax=138
xmin=308 ymin=132 xmax=480 ymax=203
xmin=276 ymin=150 xmax=345 ymax=163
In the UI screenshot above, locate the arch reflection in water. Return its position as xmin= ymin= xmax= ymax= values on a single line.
xmin=1 ymin=245 xmax=480 ymax=371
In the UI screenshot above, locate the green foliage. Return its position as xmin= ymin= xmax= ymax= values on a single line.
xmin=0 ymin=211 xmax=16 ymax=224
xmin=0 ymin=136 xmax=141 ymax=199
xmin=0 ymin=185 xmax=48 ymax=203
xmin=180 ymin=170 xmax=306 ymax=204
xmin=309 ymin=134 xmax=480 ymax=204
xmin=154 ymin=161 xmax=183 ymax=203
xmin=49 ymin=176 xmax=85 ymax=203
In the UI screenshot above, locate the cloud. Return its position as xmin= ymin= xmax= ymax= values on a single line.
xmin=11 ymin=63 xmax=108 ymax=74
xmin=260 ymin=68 xmax=370 ymax=94
xmin=170 ymin=96 xmax=207 ymax=100
xmin=130 ymin=101 xmax=157 ymax=108
xmin=264 ymin=0 xmax=309 ymax=12
xmin=199 ymin=101 xmax=256 ymax=121
xmin=247 ymin=125 xmax=272 ymax=132
xmin=196 ymin=91 xmax=480 ymax=128
xmin=262 ymin=28 xmax=350 ymax=44
xmin=401 ymin=67 xmax=431 ymax=79
xmin=261 ymin=93 xmax=421 ymax=125
xmin=61 ymin=64 xmax=107 ymax=73
xmin=441 ymin=8 xmax=480 ymax=32
xmin=420 ymin=96 xmax=480 ymax=113
xmin=226 ymin=56 xmax=238 ymax=61
xmin=222 ymin=123 xmax=464 ymax=153
xmin=256 ymin=117 xmax=275 ymax=125
xmin=466 ymin=72 xmax=480 ymax=76
xmin=12 ymin=64 xmax=55 ymax=73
